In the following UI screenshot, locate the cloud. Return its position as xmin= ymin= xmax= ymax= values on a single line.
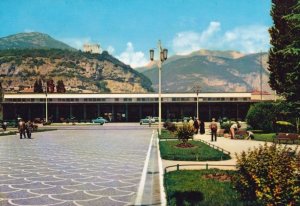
xmin=222 ymin=25 xmax=269 ymax=53
xmin=59 ymin=37 xmax=92 ymax=50
xmin=116 ymin=42 xmax=148 ymax=68
xmin=172 ymin=22 xmax=269 ymax=54
xmin=107 ymin=45 xmax=115 ymax=54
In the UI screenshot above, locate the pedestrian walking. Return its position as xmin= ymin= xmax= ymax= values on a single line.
xmin=193 ymin=118 xmax=200 ymax=134
xmin=209 ymin=118 xmax=218 ymax=141
xmin=18 ymin=119 xmax=26 ymax=139
xmin=200 ymin=119 xmax=205 ymax=134
xmin=25 ymin=120 xmax=33 ymax=139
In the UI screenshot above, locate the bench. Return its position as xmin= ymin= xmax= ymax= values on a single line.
xmin=217 ymin=129 xmax=225 ymax=137
xmin=273 ymin=133 xmax=299 ymax=144
xmin=235 ymin=130 xmax=248 ymax=139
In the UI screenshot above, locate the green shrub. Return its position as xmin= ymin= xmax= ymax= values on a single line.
xmin=233 ymin=143 xmax=300 ymax=205
xmin=246 ymin=102 xmax=276 ymax=132
xmin=275 ymin=121 xmax=296 ymax=133
xmin=176 ymin=123 xmax=194 ymax=143
xmin=163 ymin=121 xmax=177 ymax=132
xmin=220 ymin=121 xmax=234 ymax=133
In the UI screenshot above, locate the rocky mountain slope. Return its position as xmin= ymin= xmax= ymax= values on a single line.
xmin=138 ymin=50 xmax=271 ymax=93
xmin=0 ymin=49 xmax=153 ymax=93
xmin=0 ymin=32 xmax=75 ymax=50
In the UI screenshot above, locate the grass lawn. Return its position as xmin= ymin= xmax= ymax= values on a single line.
xmin=165 ymin=169 xmax=258 ymax=206
xmin=159 ymin=140 xmax=231 ymax=161
xmin=159 ymin=129 xmax=177 ymax=139
xmin=254 ymin=133 xmax=300 ymax=144
xmin=253 ymin=133 xmax=275 ymax=142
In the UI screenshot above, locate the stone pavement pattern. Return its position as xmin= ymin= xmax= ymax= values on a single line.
xmin=0 ymin=125 xmax=153 ymax=206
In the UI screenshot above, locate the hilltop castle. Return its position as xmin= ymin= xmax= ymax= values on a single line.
xmin=83 ymin=44 xmax=102 ymax=54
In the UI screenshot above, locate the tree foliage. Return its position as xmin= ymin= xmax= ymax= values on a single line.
xmin=233 ymin=143 xmax=300 ymax=205
xmin=246 ymin=102 xmax=277 ymax=132
xmin=268 ymin=0 xmax=300 ymax=102
xmin=56 ymin=80 xmax=66 ymax=93
xmin=33 ymin=79 xmax=43 ymax=93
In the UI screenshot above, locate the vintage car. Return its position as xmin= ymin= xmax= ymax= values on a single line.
xmin=91 ymin=117 xmax=109 ymax=125
xmin=139 ymin=116 xmax=156 ymax=125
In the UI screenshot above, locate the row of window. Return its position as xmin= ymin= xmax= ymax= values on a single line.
xmin=4 ymin=97 xmax=251 ymax=102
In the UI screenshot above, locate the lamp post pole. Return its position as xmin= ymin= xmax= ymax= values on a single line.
xmin=150 ymin=40 xmax=168 ymax=135
xmin=193 ymin=84 xmax=201 ymax=120
xmin=44 ymin=82 xmax=48 ymax=123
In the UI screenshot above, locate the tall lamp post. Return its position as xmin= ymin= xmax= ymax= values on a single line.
xmin=193 ymin=84 xmax=201 ymax=120
xmin=149 ymin=40 xmax=168 ymax=135
xmin=44 ymin=81 xmax=48 ymax=123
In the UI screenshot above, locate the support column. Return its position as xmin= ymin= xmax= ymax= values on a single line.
xmin=83 ymin=104 xmax=87 ymax=120
xmin=70 ymin=104 xmax=72 ymax=117
xmin=56 ymin=105 xmax=59 ymax=122
xmin=125 ymin=103 xmax=128 ymax=122
xmin=236 ymin=103 xmax=239 ymax=121
xmin=139 ymin=105 xmax=142 ymax=119
xmin=111 ymin=104 xmax=115 ymax=121
xmin=222 ymin=104 xmax=225 ymax=117
xmin=166 ymin=104 xmax=170 ymax=120
xmin=208 ymin=104 xmax=211 ymax=121
xmin=152 ymin=104 xmax=156 ymax=116
xmin=28 ymin=106 xmax=31 ymax=120
xmin=180 ymin=104 xmax=183 ymax=119
xmin=97 ymin=104 xmax=100 ymax=117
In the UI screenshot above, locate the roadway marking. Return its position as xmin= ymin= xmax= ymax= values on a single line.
xmin=157 ymin=134 xmax=167 ymax=206
xmin=134 ymin=130 xmax=154 ymax=205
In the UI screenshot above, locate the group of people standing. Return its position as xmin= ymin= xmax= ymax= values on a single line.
xmin=18 ymin=119 xmax=33 ymax=139
xmin=188 ymin=117 xmax=205 ymax=135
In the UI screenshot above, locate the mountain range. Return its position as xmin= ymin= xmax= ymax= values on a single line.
xmin=0 ymin=32 xmax=272 ymax=93
xmin=137 ymin=49 xmax=271 ymax=93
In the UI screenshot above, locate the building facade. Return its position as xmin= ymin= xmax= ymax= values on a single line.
xmin=2 ymin=93 xmax=276 ymax=122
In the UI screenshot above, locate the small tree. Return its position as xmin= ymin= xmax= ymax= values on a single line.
xmin=56 ymin=80 xmax=66 ymax=93
xmin=33 ymin=79 xmax=43 ymax=93
xmin=46 ymin=79 xmax=55 ymax=93
xmin=176 ymin=123 xmax=194 ymax=145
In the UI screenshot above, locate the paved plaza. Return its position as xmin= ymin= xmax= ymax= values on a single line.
xmin=0 ymin=124 xmax=157 ymax=206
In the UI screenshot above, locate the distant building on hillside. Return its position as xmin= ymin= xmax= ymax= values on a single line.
xmin=83 ymin=44 xmax=102 ymax=54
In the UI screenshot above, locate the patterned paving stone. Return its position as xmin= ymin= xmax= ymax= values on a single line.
xmin=0 ymin=127 xmax=152 ymax=205
xmin=10 ymin=182 xmax=54 ymax=190
xmin=94 ymin=180 xmax=136 ymax=188
xmin=0 ymin=199 xmax=11 ymax=206
xmin=63 ymin=183 xmax=106 ymax=191
xmin=0 ymin=190 xmax=40 ymax=199
xmin=10 ymin=195 xmax=63 ymax=205
xmin=29 ymin=186 xmax=74 ymax=195
xmin=0 ymin=185 xmax=20 ymax=193
xmin=75 ymin=197 xmax=126 ymax=206
xmin=86 ymin=188 xmax=133 ymax=197
xmin=50 ymin=191 xmax=99 ymax=201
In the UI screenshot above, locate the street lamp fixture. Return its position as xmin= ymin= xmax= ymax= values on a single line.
xmin=149 ymin=40 xmax=168 ymax=135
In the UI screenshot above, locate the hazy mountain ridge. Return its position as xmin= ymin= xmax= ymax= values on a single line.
xmin=0 ymin=32 xmax=75 ymax=51
xmin=139 ymin=50 xmax=270 ymax=93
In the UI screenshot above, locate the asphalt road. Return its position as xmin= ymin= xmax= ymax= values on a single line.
xmin=0 ymin=124 xmax=154 ymax=206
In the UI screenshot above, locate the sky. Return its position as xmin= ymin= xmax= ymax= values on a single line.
xmin=0 ymin=0 xmax=272 ymax=67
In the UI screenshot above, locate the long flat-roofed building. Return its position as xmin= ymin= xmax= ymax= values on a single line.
xmin=2 ymin=92 xmax=276 ymax=122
